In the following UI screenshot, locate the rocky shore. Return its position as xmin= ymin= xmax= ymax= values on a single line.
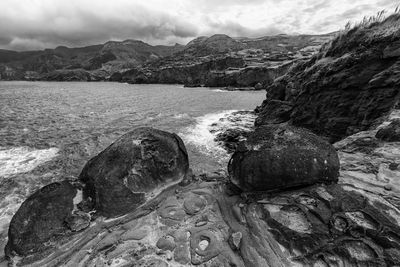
xmin=3 ymin=107 xmax=400 ymax=266
xmin=2 ymin=11 xmax=400 ymax=267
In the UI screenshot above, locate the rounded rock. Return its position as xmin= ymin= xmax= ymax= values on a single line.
xmin=228 ymin=125 xmax=340 ymax=191
xmin=79 ymin=127 xmax=189 ymax=217
xmin=5 ymin=181 xmax=80 ymax=257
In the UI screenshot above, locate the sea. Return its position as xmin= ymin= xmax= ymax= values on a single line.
xmin=0 ymin=81 xmax=265 ymax=256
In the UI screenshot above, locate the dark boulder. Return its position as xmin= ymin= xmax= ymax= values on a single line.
xmin=214 ymin=128 xmax=249 ymax=153
xmin=376 ymin=119 xmax=400 ymax=142
xmin=5 ymin=181 xmax=85 ymax=258
xmin=79 ymin=127 xmax=189 ymax=217
xmin=228 ymin=125 xmax=339 ymax=192
xmin=255 ymin=99 xmax=293 ymax=126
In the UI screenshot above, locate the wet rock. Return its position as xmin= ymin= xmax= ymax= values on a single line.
xmin=156 ymin=236 xmax=176 ymax=251
xmin=384 ymin=184 xmax=393 ymax=191
xmin=79 ymin=127 xmax=189 ymax=217
xmin=158 ymin=196 xmax=186 ymax=226
xmin=228 ymin=124 xmax=340 ymax=191
xmin=121 ymin=227 xmax=149 ymax=241
xmin=254 ymin=99 xmax=293 ymax=126
xmin=172 ymin=230 xmax=191 ymax=264
xmin=189 ymin=229 xmax=221 ymax=265
xmin=376 ymin=119 xmax=400 ymax=142
xmin=5 ymin=181 xmax=80 ymax=257
xmin=254 ymin=82 xmax=263 ymax=90
xmin=389 ymin=162 xmax=399 ymax=170
xmin=65 ymin=210 xmax=91 ymax=232
xmin=183 ymin=193 xmax=207 ymax=215
xmin=229 ymin=232 xmax=242 ymax=250
xmin=215 ymin=128 xmax=250 ymax=153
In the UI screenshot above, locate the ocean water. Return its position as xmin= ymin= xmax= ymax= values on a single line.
xmin=0 ymin=81 xmax=265 ymax=254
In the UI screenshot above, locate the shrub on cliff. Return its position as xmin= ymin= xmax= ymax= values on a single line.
xmin=257 ymin=10 xmax=400 ymax=142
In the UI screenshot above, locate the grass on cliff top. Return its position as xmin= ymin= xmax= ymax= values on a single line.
xmin=322 ymin=8 xmax=400 ymax=57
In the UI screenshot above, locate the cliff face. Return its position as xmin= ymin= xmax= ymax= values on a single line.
xmin=0 ymin=34 xmax=333 ymax=85
xmin=256 ymin=14 xmax=400 ymax=142
xmin=114 ymin=34 xmax=333 ymax=88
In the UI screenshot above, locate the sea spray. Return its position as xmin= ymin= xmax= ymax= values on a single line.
xmin=0 ymin=147 xmax=59 ymax=177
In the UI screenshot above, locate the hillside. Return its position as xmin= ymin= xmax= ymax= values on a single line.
xmin=256 ymin=12 xmax=400 ymax=142
xmin=0 ymin=41 xmax=183 ymax=81
xmin=0 ymin=33 xmax=333 ymax=85
xmin=112 ymin=33 xmax=333 ymax=88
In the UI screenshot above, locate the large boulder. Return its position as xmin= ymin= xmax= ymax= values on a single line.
xmin=79 ymin=127 xmax=189 ymax=217
xmin=376 ymin=119 xmax=400 ymax=142
xmin=5 ymin=181 xmax=86 ymax=258
xmin=228 ymin=125 xmax=339 ymax=191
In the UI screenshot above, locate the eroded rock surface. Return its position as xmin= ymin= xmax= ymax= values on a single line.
xmin=4 ymin=112 xmax=400 ymax=266
xmin=79 ymin=127 xmax=189 ymax=217
xmin=376 ymin=119 xmax=400 ymax=142
xmin=228 ymin=124 xmax=339 ymax=191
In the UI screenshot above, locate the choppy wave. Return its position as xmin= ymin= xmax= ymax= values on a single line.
xmin=180 ymin=110 xmax=256 ymax=163
xmin=180 ymin=111 xmax=236 ymax=160
xmin=0 ymin=146 xmax=59 ymax=177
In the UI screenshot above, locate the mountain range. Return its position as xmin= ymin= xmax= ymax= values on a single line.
xmin=0 ymin=33 xmax=334 ymax=87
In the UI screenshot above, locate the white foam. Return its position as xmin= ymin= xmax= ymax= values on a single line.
xmin=180 ymin=111 xmax=236 ymax=160
xmin=173 ymin=113 xmax=190 ymax=119
xmin=0 ymin=146 xmax=59 ymax=177
xmin=211 ymin=89 xmax=230 ymax=93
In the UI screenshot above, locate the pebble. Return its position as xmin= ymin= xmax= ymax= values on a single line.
xmin=229 ymin=232 xmax=242 ymax=250
xmin=384 ymin=184 xmax=392 ymax=191
xmin=389 ymin=162 xmax=399 ymax=170
xmin=195 ymin=221 xmax=207 ymax=227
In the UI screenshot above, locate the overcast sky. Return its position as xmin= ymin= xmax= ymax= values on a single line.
xmin=0 ymin=0 xmax=397 ymax=50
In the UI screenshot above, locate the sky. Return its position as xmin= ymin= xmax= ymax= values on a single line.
xmin=0 ymin=0 xmax=397 ymax=50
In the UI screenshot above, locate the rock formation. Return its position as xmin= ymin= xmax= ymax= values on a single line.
xmin=4 ymin=107 xmax=400 ymax=266
xmin=228 ymin=124 xmax=339 ymax=191
xmin=5 ymin=181 xmax=88 ymax=260
xmin=79 ymin=127 xmax=189 ymax=217
xmin=256 ymin=13 xmax=400 ymax=142
xmin=376 ymin=119 xmax=400 ymax=142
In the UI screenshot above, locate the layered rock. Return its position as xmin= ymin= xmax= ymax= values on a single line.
xmin=4 ymin=112 xmax=400 ymax=266
xmin=79 ymin=127 xmax=189 ymax=217
xmin=228 ymin=124 xmax=339 ymax=191
xmin=256 ymin=14 xmax=400 ymax=142
xmin=376 ymin=119 xmax=400 ymax=142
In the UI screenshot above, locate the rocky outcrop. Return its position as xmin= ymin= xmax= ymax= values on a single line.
xmin=228 ymin=124 xmax=339 ymax=191
xmin=79 ymin=127 xmax=189 ymax=217
xmin=114 ymin=56 xmax=246 ymax=85
xmin=376 ymin=119 xmax=400 ymax=142
xmin=203 ymin=64 xmax=291 ymax=88
xmin=256 ymin=14 xmax=400 ymax=142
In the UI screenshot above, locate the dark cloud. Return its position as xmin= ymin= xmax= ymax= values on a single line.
xmin=0 ymin=0 xmax=397 ymax=51
xmin=0 ymin=1 xmax=199 ymax=50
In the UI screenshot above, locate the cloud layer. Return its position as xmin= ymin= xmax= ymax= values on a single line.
xmin=0 ymin=0 xmax=397 ymax=50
